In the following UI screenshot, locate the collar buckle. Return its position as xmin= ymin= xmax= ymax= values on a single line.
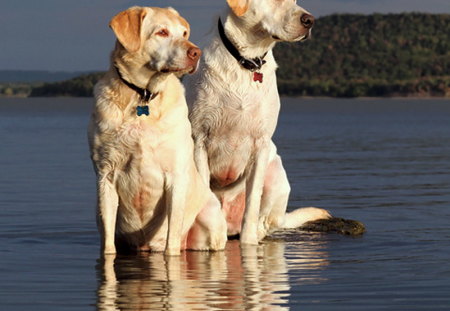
xmin=142 ymin=89 xmax=152 ymax=103
xmin=219 ymin=18 xmax=267 ymax=74
xmin=239 ymin=57 xmax=267 ymax=72
xmin=115 ymin=66 xmax=158 ymax=103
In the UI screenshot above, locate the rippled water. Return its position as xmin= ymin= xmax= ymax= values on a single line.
xmin=0 ymin=97 xmax=449 ymax=310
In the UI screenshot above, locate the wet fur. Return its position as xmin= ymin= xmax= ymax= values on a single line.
xmin=186 ymin=0 xmax=331 ymax=245
xmin=89 ymin=6 xmax=227 ymax=255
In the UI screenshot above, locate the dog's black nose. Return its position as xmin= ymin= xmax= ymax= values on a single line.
xmin=300 ymin=14 xmax=315 ymax=29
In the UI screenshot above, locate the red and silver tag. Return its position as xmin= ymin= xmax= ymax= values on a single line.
xmin=253 ymin=72 xmax=263 ymax=83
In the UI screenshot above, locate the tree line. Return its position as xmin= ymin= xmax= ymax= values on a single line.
xmin=274 ymin=13 xmax=449 ymax=97
xmin=28 ymin=72 xmax=104 ymax=97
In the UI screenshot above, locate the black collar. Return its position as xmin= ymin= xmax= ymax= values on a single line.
xmin=115 ymin=66 xmax=158 ymax=102
xmin=218 ymin=18 xmax=267 ymax=72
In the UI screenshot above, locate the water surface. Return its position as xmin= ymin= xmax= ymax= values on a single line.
xmin=0 ymin=97 xmax=449 ymax=310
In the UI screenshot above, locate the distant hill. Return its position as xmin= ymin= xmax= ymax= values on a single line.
xmin=29 ymin=72 xmax=104 ymax=97
xmin=274 ymin=13 xmax=450 ymax=97
xmin=25 ymin=13 xmax=450 ymax=98
xmin=0 ymin=70 xmax=93 ymax=83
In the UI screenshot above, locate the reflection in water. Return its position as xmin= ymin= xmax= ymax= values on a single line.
xmin=96 ymin=239 xmax=329 ymax=311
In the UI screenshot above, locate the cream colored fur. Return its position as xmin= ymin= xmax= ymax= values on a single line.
xmin=186 ymin=0 xmax=331 ymax=245
xmin=88 ymin=6 xmax=227 ymax=256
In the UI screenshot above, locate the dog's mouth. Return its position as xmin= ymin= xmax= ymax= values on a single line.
xmin=160 ymin=68 xmax=176 ymax=73
xmin=160 ymin=67 xmax=186 ymax=74
xmin=296 ymin=33 xmax=309 ymax=42
xmin=188 ymin=65 xmax=198 ymax=74
xmin=272 ymin=31 xmax=310 ymax=42
xmin=160 ymin=64 xmax=198 ymax=75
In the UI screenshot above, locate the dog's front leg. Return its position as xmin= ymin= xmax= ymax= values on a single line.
xmin=241 ymin=139 xmax=270 ymax=245
xmin=165 ymin=173 xmax=188 ymax=256
xmin=97 ymin=173 xmax=119 ymax=255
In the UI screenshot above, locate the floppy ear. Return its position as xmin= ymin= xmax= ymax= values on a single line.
xmin=226 ymin=0 xmax=251 ymax=17
xmin=109 ymin=7 xmax=147 ymax=53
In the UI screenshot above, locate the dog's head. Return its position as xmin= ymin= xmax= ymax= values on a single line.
xmin=227 ymin=0 xmax=314 ymax=42
xmin=110 ymin=6 xmax=201 ymax=75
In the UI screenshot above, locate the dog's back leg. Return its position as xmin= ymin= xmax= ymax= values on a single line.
xmin=186 ymin=194 xmax=227 ymax=251
xmin=260 ymin=155 xmax=331 ymax=235
xmin=259 ymin=155 xmax=290 ymax=238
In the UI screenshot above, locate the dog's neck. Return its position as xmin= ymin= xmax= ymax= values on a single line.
xmin=113 ymin=65 xmax=169 ymax=95
xmin=111 ymin=47 xmax=170 ymax=96
xmin=115 ymin=66 xmax=159 ymax=102
xmin=222 ymin=11 xmax=276 ymax=60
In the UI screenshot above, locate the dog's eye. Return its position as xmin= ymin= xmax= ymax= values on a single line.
xmin=156 ymin=29 xmax=169 ymax=37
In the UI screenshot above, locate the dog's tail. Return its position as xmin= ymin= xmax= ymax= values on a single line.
xmin=282 ymin=207 xmax=366 ymax=236
xmin=282 ymin=207 xmax=331 ymax=229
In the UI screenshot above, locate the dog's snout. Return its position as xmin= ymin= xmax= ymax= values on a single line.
xmin=187 ymin=46 xmax=202 ymax=61
xmin=300 ymin=14 xmax=315 ymax=29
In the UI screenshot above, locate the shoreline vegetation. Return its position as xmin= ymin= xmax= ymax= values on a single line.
xmin=274 ymin=13 xmax=449 ymax=98
xmin=1 ymin=13 xmax=449 ymax=98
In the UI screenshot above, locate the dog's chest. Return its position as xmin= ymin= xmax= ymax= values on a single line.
xmin=115 ymin=118 xmax=183 ymax=172
xmin=214 ymin=86 xmax=277 ymax=138
xmin=203 ymin=77 xmax=280 ymax=182
xmin=206 ymin=104 xmax=267 ymax=176
xmin=114 ymin=119 xmax=183 ymax=221
xmin=117 ymin=119 xmax=162 ymax=150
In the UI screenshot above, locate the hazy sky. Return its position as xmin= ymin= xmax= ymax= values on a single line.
xmin=0 ymin=0 xmax=448 ymax=71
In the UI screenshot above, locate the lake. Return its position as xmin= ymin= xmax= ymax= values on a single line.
xmin=0 ymin=97 xmax=449 ymax=310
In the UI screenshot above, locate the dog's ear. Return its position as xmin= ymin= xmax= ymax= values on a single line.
xmin=109 ymin=7 xmax=147 ymax=53
xmin=226 ymin=0 xmax=251 ymax=17
xmin=167 ymin=7 xmax=180 ymax=16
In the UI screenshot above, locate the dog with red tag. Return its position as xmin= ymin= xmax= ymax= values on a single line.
xmin=186 ymin=0 xmax=332 ymax=245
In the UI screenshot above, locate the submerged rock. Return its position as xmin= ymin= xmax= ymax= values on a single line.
xmin=232 ymin=217 xmax=366 ymax=242
xmin=300 ymin=217 xmax=366 ymax=236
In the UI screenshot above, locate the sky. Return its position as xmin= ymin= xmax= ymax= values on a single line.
xmin=0 ymin=0 xmax=448 ymax=72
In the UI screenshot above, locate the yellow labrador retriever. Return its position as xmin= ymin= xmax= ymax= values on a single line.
xmin=186 ymin=0 xmax=331 ymax=245
xmin=88 ymin=6 xmax=227 ymax=255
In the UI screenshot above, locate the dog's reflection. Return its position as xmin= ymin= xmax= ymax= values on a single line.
xmin=96 ymin=239 xmax=328 ymax=311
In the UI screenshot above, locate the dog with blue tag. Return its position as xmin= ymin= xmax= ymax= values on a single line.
xmin=88 ymin=6 xmax=227 ymax=256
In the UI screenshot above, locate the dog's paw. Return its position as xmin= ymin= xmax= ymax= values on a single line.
xmin=102 ymin=245 xmax=117 ymax=255
xmin=240 ymin=234 xmax=259 ymax=245
xmin=164 ymin=247 xmax=181 ymax=256
xmin=257 ymin=226 xmax=269 ymax=242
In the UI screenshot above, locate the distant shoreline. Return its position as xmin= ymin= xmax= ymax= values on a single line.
xmin=1 ymin=95 xmax=449 ymax=100
xmin=1 ymin=12 xmax=449 ymax=99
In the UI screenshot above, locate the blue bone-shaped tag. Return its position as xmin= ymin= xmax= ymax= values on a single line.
xmin=137 ymin=105 xmax=149 ymax=116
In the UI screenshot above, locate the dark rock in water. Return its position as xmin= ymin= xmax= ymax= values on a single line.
xmin=231 ymin=218 xmax=365 ymax=243
xmin=300 ymin=217 xmax=366 ymax=236
xmin=264 ymin=229 xmax=326 ymax=243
